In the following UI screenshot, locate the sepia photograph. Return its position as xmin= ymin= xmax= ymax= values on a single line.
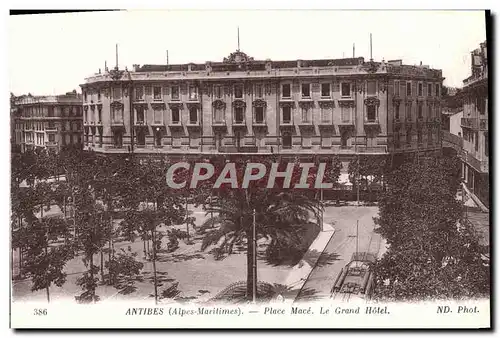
xmin=8 ymin=8 xmax=490 ymax=329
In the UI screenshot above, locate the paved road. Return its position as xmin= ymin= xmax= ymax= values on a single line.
xmin=296 ymin=206 xmax=385 ymax=301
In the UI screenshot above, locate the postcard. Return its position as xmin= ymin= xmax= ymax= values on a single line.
xmin=9 ymin=9 xmax=490 ymax=329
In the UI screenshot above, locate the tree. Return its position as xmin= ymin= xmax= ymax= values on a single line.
xmin=121 ymin=155 xmax=185 ymax=304
xmin=199 ymin=156 xmax=333 ymax=301
xmin=106 ymin=246 xmax=144 ymax=295
xmin=372 ymin=155 xmax=489 ymax=301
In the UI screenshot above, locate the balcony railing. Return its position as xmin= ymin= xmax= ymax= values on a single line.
xmin=461 ymin=118 xmax=478 ymax=129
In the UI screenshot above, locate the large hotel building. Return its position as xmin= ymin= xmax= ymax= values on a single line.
xmin=12 ymin=91 xmax=83 ymax=153
xmin=80 ymin=49 xmax=443 ymax=162
xmin=460 ymin=41 xmax=489 ymax=207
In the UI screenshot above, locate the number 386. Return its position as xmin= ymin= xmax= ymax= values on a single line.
xmin=34 ymin=309 xmax=47 ymax=316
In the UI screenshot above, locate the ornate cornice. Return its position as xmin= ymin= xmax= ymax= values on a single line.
xmin=318 ymin=100 xmax=335 ymax=109
xmin=151 ymin=102 xmax=166 ymax=109
xmin=338 ymin=99 xmax=355 ymax=108
xmin=232 ymin=99 xmax=247 ymax=109
xmin=298 ymin=101 xmax=314 ymax=109
xmin=364 ymin=97 xmax=380 ymax=107
xmin=168 ymin=102 xmax=183 ymax=109
xmin=186 ymin=101 xmax=200 ymax=108
xmin=212 ymin=99 xmax=226 ymax=110
xmin=133 ymin=102 xmax=148 ymax=110
xmin=110 ymin=101 xmax=124 ymax=110
xmin=392 ymin=97 xmax=402 ymax=105
xmin=252 ymin=99 xmax=267 ymax=108
xmin=108 ymin=68 xmax=125 ymax=81
xmin=279 ymin=101 xmax=295 ymax=108
xmin=363 ymin=61 xmax=379 ymax=74
xmin=223 ymin=50 xmax=255 ymax=64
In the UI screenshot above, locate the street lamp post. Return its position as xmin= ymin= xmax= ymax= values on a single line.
xmin=252 ymin=208 xmax=257 ymax=303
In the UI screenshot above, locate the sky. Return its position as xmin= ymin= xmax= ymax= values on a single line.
xmin=8 ymin=10 xmax=486 ymax=96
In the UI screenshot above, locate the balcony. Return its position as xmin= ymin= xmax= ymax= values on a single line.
xmin=252 ymin=120 xmax=267 ymax=130
xmin=168 ymin=121 xmax=183 ymax=129
xmin=461 ymin=117 xmax=478 ymax=129
xmin=134 ymin=120 xmax=148 ymax=129
xmin=187 ymin=120 xmax=201 ymax=129
xmin=45 ymin=126 xmax=58 ymax=132
xmin=212 ymin=119 xmax=227 ymax=130
xmin=45 ymin=141 xmax=58 ymax=147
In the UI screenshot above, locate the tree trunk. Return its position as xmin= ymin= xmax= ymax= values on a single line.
xmin=185 ymin=197 xmax=189 ymax=239
xmin=246 ymin=229 xmax=256 ymax=301
xmin=143 ymin=239 xmax=147 ymax=260
xmin=151 ymin=229 xmax=158 ymax=305
xmin=100 ymin=249 xmax=104 ymax=283
xmin=108 ymin=209 xmax=113 ymax=285
xmin=90 ymin=253 xmax=95 ymax=303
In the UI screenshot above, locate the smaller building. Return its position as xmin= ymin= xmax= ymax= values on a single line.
xmin=12 ymin=91 xmax=83 ymax=153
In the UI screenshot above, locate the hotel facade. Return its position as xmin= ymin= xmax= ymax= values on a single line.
xmin=12 ymin=91 xmax=83 ymax=153
xmin=460 ymin=41 xmax=489 ymax=207
xmin=80 ymin=50 xmax=443 ymax=163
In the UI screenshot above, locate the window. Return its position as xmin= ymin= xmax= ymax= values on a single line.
xmin=48 ymin=121 xmax=55 ymax=129
xmin=113 ymin=132 xmax=123 ymax=148
xmin=340 ymin=131 xmax=349 ymax=148
xmin=428 ymin=83 xmax=433 ymax=96
xmin=395 ymin=104 xmax=400 ymax=120
xmin=282 ymin=106 xmax=291 ymax=124
xmin=48 ymin=134 xmax=55 ymax=142
xmin=417 ymin=130 xmax=422 ymax=144
xmin=394 ymin=80 xmax=400 ymax=96
xmin=478 ymin=97 xmax=486 ymax=115
xmin=137 ymin=131 xmax=146 ymax=146
xmin=405 ymin=103 xmax=412 ymax=121
xmin=111 ymin=106 xmax=123 ymax=124
xmin=321 ymin=83 xmax=330 ymax=97
xmin=282 ymin=84 xmax=291 ymax=98
xmin=418 ymin=83 xmax=423 ymax=96
xmin=214 ymin=106 xmax=224 ymax=123
xmin=154 ymin=109 xmax=162 ymax=124
xmin=255 ymin=84 xmax=263 ymax=98
xmin=113 ymin=87 xmax=121 ymax=100
xmin=234 ymin=85 xmax=243 ymax=99
xmin=341 ymin=83 xmax=351 ymax=97
xmin=188 ymin=86 xmax=198 ymax=100
xmin=301 ymin=83 xmax=311 ymax=98
xmin=136 ymin=108 xmax=145 ymax=123
xmin=155 ymin=131 xmax=162 ymax=147
xmin=435 ymin=84 xmax=440 ymax=97
xmin=98 ymin=107 xmax=102 ymax=123
xmin=171 ymin=107 xmax=180 ymax=124
xmin=189 ymin=107 xmax=198 ymax=124
xmin=406 ymin=130 xmax=412 ymax=144
xmin=406 ymin=82 xmax=412 ymax=96
xmin=282 ymin=132 xmax=292 ymax=149
xmin=475 ymin=131 xmax=479 ymax=151
xmin=395 ymin=132 xmax=400 ymax=148
xmin=214 ymin=85 xmax=222 ymax=98
xmin=367 ymin=106 xmax=376 ymax=122
xmin=48 ymin=106 xmax=54 ymax=117
xmin=171 ymin=86 xmax=180 ymax=100
xmin=235 ymin=107 xmax=244 ymax=123
xmin=418 ymin=104 xmax=423 ymax=119
xmin=302 ymin=108 xmax=309 ymax=123
xmin=84 ymin=91 xmax=87 ymax=102
xmin=255 ymin=106 xmax=264 ymax=123
xmin=367 ymin=81 xmax=377 ymax=96
xmin=153 ymin=87 xmax=162 ymax=101
xmin=428 ymin=129 xmax=432 ymax=145
xmin=135 ymin=86 xmax=144 ymax=101
xmin=485 ymin=132 xmax=489 ymax=156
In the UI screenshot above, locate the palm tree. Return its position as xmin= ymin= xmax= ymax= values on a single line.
xmin=201 ymin=184 xmax=322 ymax=301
